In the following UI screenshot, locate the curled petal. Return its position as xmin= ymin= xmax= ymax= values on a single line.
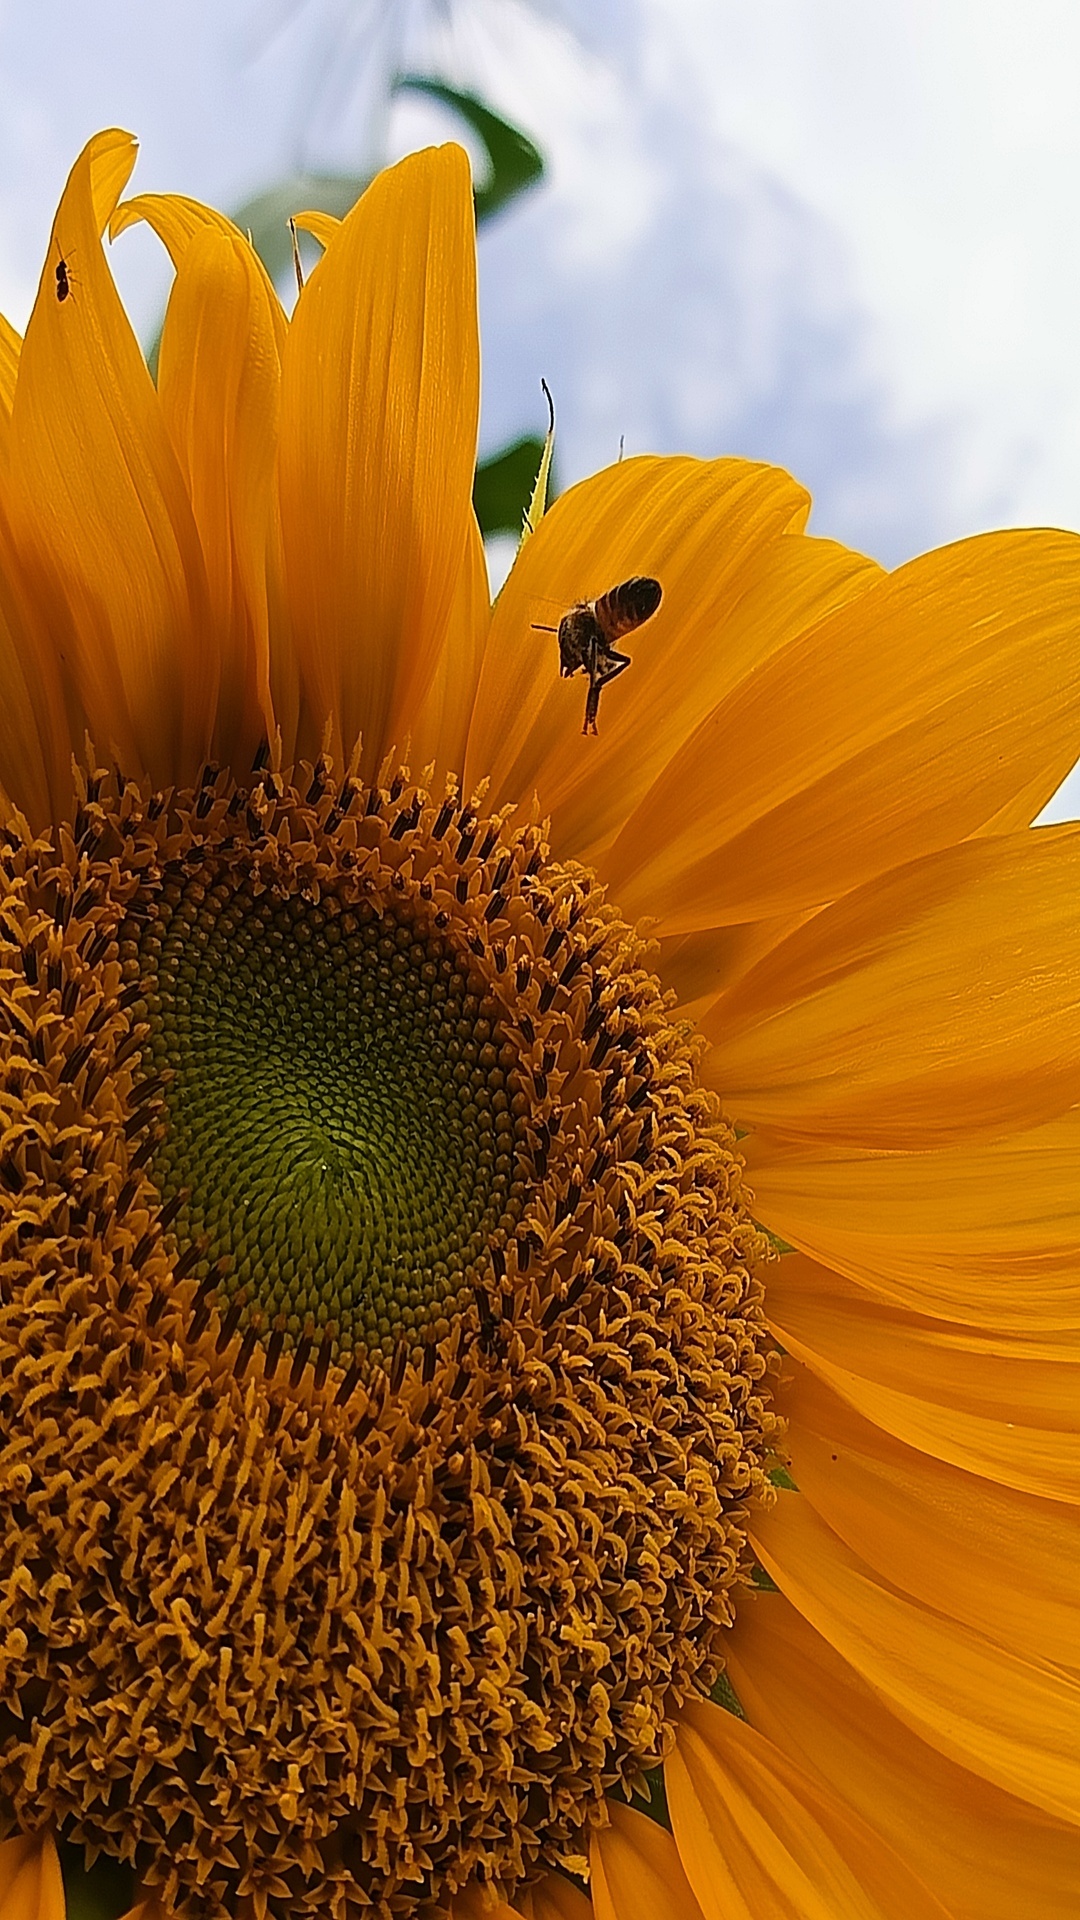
xmin=113 ymin=192 xmax=287 ymax=769
xmin=9 ymin=130 xmax=213 ymax=787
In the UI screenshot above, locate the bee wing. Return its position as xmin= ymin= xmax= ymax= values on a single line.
xmin=525 ymin=592 xmax=569 ymax=633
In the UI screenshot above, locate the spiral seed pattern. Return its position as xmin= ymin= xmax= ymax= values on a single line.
xmin=126 ymin=880 xmax=529 ymax=1357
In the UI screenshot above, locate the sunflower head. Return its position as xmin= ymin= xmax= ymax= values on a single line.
xmin=3 ymin=117 xmax=1080 ymax=1920
xmin=0 ymin=754 xmax=776 ymax=1915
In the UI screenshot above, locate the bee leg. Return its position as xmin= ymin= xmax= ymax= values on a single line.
xmin=598 ymin=647 xmax=632 ymax=688
xmin=584 ymin=648 xmax=631 ymax=734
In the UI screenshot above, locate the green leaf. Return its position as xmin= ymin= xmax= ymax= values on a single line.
xmin=759 ymin=1221 xmax=796 ymax=1255
xmin=395 ymin=75 xmax=544 ymax=223
xmin=473 ymin=433 xmax=551 ymax=539
xmin=768 ymin=1462 xmax=799 ymax=1491
xmin=144 ymin=170 xmax=366 ymax=373
xmin=142 ymin=82 xmax=544 ymax=369
xmin=231 ymin=82 xmax=543 ymax=292
xmin=520 ymin=377 xmax=556 ymax=548
xmin=709 ymin=1670 xmax=748 ymax=1719
xmin=57 ymin=1842 xmax=134 ymax=1920
xmin=623 ymin=1763 xmax=671 ymax=1831
xmin=233 ymin=172 xmax=370 ymax=287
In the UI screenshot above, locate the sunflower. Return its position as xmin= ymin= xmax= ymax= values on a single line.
xmin=0 ymin=125 xmax=1079 ymax=1920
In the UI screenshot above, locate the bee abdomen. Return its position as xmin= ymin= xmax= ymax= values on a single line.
xmin=595 ymin=576 xmax=662 ymax=636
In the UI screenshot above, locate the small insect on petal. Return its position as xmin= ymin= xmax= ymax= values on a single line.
xmin=54 ymin=241 xmax=78 ymax=303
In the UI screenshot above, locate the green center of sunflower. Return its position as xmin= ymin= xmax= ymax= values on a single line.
xmin=132 ymin=876 xmax=528 ymax=1355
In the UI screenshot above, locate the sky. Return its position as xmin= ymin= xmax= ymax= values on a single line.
xmin=0 ymin=0 xmax=1079 ymax=810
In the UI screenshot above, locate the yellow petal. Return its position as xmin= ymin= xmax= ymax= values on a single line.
xmin=605 ymin=530 xmax=1080 ymax=931
xmin=8 ymin=130 xmax=214 ymax=788
xmin=112 ymin=190 xmax=287 ymax=295
xmin=727 ymin=1588 xmax=1080 ymax=1920
xmin=745 ymin=1109 xmax=1080 ymax=1334
xmin=751 ymin=1490 xmax=1080 ymax=1823
xmin=277 ymin=144 xmax=481 ymax=775
xmin=293 ymin=210 xmax=342 ymax=250
xmin=404 ymin=501 xmax=490 ymax=782
xmin=667 ymin=1696 xmax=953 ymax=1920
xmin=979 ymin=757 xmax=1074 ymax=834
xmin=767 ymin=1252 xmax=1080 ymax=1501
xmin=705 ymin=825 xmax=1080 ymax=1149
xmin=0 ymin=310 xmax=21 ymax=461
xmin=0 ymin=489 xmax=77 ymax=829
xmin=658 ymin=912 xmax=811 ymax=1020
xmin=590 ymin=1801 xmax=706 ymax=1920
xmin=516 ymin=1876 xmax=593 ymax=1920
xmin=113 ymin=193 xmax=287 ymax=771
xmin=449 ymin=1890 xmax=527 ymax=1920
xmin=0 ymin=1834 xmax=65 ymax=1920
xmin=466 ymin=471 xmax=871 ymax=860
xmin=779 ymin=1360 xmax=1080 ymax=1670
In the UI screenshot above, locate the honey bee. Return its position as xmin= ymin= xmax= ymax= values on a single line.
xmin=533 ymin=576 xmax=662 ymax=734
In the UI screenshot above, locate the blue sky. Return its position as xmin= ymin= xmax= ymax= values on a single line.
xmin=1 ymin=0 xmax=1079 ymax=803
